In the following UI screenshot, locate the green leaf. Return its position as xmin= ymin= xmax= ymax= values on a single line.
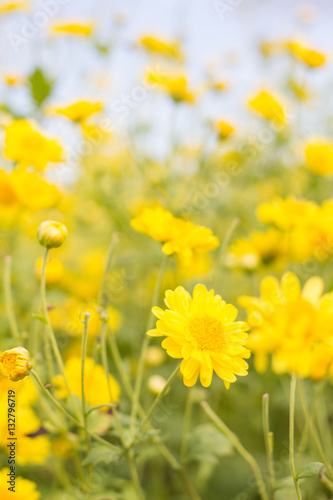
xmin=31 ymin=313 xmax=48 ymax=325
xmin=82 ymin=445 xmax=122 ymax=466
xmin=186 ymin=423 xmax=233 ymax=464
xmin=28 ymin=67 xmax=54 ymax=108
xmin=297 ymin=462 xmax=325 ymax=479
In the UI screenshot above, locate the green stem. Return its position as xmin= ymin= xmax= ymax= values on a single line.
xmin=180 ymin=389 xmax=194 ymax=464
xmin=125 ymin=450 xmax=146 ymax=500
xmin=31 ymin=369 xmax=122 ymax=454
xmin=289 ymin=374 xmax=302 ymax=500
xmin=213 ymin=218 xmax=239 ymax=290
xmin=262 ymin=394 xmax=275 ymax=499
xmin=129 ymin=364 xmax=180 ymax=448
xmin=201 ymin=401 xmax=269 ymax=500
xmin=298 ymin=378 xmax=333 ymax=480
xmin=81 ymin=312 xmax=91 ymax=451
xmin=130 ymin=254 xmax=168 ymax=434
xmin=3 ymin=255 xmax=20 ymax=343
xmin=40 ymin=248 xmax=82 ymax=423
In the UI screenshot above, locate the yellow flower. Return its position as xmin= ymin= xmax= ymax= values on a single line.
xmin=304 ymin=139 xmax=333 ymax=176
xmin=257 ymin=197 xmax=318 ymax=230
xmin=146 ymin=68 xmax=196 ymax=104
xmin=285 ymin=41 xmax=327 ymax=68
xmin=46 ymin=100 xmax=103 ymax=123
xmin=50 ymin=21 xmax=94 ymax=37
xmin=9 ymin=170 xmax=61 ymax=210
xmin=4 ymin=119 xmax=63 ymax=171
xmin=239 ymin=272 xmax=333 ymax=378
xmin=52 ymin=357 xmax=120 ymax=407
xmin=0 ymin=1 xmax=28 ymax=15
xmin=139 ymin=35 xmax=183 ymax=60
xmin=0 ymin=468 xmax=40 ymax=499
xmin=0 ymin=347 xmax=32 ymax=381
xmin=130 ymin=206 xmax=220 ymax=265
xmin=0 ymin=168 xmax=16 ymax=205
xmin=148 ymin=284 xmax=250 ymax=388
xmin=35 ymin=256 xmax=64 ymax=284
xmin=4 ymin=73 xmax=25 ymax=86
xmin=147 ymin=375 xmax=167 ymax=395
xmin=214 ymin=120 xmax=235 ymax=140
xmin=248 ymin=90 xmax=286 ymax=125
xmin=37 ymin=220 xmax=68 ymax=248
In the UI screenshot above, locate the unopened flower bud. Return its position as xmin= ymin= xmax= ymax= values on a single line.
xmin=0 ymin=347 xmax=32 ymax=381
xmin=38 ymin=221 xmax=68 ymax=249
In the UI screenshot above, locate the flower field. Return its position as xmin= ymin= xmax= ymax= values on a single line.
xmin=0 ymin=1 xmax=333 ymax=499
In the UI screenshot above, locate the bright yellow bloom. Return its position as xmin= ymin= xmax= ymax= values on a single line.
xmin=52 ymin=357 xmax=120 ymax=407
xmin=131 ymin=206 xmax=220 ymax=265
xmin=0 ymin=347 xmax=32 ymax=381
xmin=304 ymin=140 xmax=333 ymax=176
xmin=139 ymin=35 xmax=183 ymax=60
xmin=248 ymin=90 xmax=286 ymax=125
xmin=0 ymin=468 xmax=40 ymax=499
xmin=0 ymin=1 xmax=28 ymax=14
xmin=9 ymin=170 xmax=61 ymax=210
xmin=239 ymin=272 xmax=333 ymax=379
xmin=4 ymin=119 xmax=63 ymax=171
xmin=46 ymin=100 xmax=103 ymax=123
xmin=37 ymin=220 xmax=68 ymax=248
xmin=257 ymin=197 xmax=318 ymax=230
xmin=285 ymin=41 xmax=327 ymax=68
xmin=146 ymin=68 xmax=196 ymax=104
xmin=50 ymin=21 xmax=94 ymax=37
xmin=35 ymin=256 xmax=64 ymax=284
xmin=148 ymin=285 xmax=250 ymax=388
xmin=214 ymin=120 xmax=235 ymax=140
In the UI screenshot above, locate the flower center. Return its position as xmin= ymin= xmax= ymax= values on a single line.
xmin=3 ymin=354 xmax=17 ymax=372
xmin=188 ymin=314 xmax=225 ymax=352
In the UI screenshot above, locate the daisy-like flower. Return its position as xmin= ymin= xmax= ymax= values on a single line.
xmin=239 ymin=272 xmax=333 ymax=379
xmin=304 ymin=139 xmax=333 ymax=176
xmin=130 ymin=206 xmax=220 ymax=265
xmin=284 ymin=41 xmax=327 ymax=68
xmin=248 ymin=89 xmax=286 ymax=125
xmin=139 ymin=35 xmax=183 ymax=60
xmin=50 ymin=21 xmax=94 ymax=37
xmin=46 ymin=100 xmax=103 ymax=123
xmin=0 ymin=347 xmax=32 ymax=382
xmin=146 ymin=68 xmax=196 ymax=104
xmin=147 ymin=284 xmax=250 ymax=388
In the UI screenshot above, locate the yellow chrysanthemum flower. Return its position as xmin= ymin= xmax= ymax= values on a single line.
xmin=9 ymin=170 xmax=61 ymax=210
xmin=148 ymin=284 xmax=250 ymax=388
xmin=4 ymin=119 xmax=63 ymax=171
xmin=0 ymin=347 xmax=32 ymax=381
xmin=130 ymin=206 xmax=220 ymax=265
xmin=239 ymin=272 xmax=333 ymax=378
xmin=214 ymin=120 xmax=235 ymax=140
xmin=146 ymin=68 xmax=196 ymax=104
xmin=285 ymin=41 xmax=327 ymax=68
xmin=248 ymin=90 xmax=286 ymax=125
xmin=0 ymin=1 xmax=28 ymax=15
xmin=0 ymin=468 xmax=40 ymax=499
xmin=304 ymin=139 xmax=333 ymax=176
xmin=139 ymin=35 xmax=183 ymax=60
xmin=46 ymin=100 xmax=103 ymax=123
xmin=50 ymin=21 xmax=94 ymax=37
xmin=257 ymin=197 xmax=318 ymax=230
xmin=52 ymin=357 xmax=120 ymax=407
xmin=37 ymin=220 xmax=68 ymax=248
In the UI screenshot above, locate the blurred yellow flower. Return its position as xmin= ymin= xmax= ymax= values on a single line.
xmin=240 ymin=272 xmax=333 ymax=378
xmin=35 ymin=256 xmax=64 ymax=284
xmin=0 ymin=1 xmax=28 ymax=14
xmin=50 ymin=21 xmax=94 ymax=37
xmin=148 ymin=284 xmax=250 ymax=388
xmin=10 ymin=170 xmax=61 ymax=210
xmin=248 ymin=90 xmax=286 ymax=125
xmin=257 ymin=197 xmax=317 ymax=230
xmin=46 ymin=100 xmax=103 ymax=123
xmin=0 ymin=347 xmax=32 ymax=381
xmin=147 ymin=374 xmax=167 ymax=395
xmin=0 ymin=468 xmax=40 ymax=499
xmin=3 ymin=73 xmax=25 ymax=85
xmin=214 ymin=120 xmax=235 ymax=140
xmin=139 ymin=35 xmax=183 ymax=60
xmin=52 ymin=357 xmax=120 ymax=407
xmin=131 ymin=206 xmax=220 ymax=265
xmin=285 ymin=41 xmax=327 ymax=68
xmin=304 ymin=139 xmax=333 ymax=176
xmin=146 ymin=68 xmax=196 ymax=104
xmin=4 ymin=119 xmax=63 ymax=171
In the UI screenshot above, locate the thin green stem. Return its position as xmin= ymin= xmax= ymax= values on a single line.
xmin=31 ymin=369 xmax=122 ymax=453
xmin=262 ymin=394 xmax=275 ymax=499
xmin=40 ymin=248 xmax=82 ymax=423
xmin=125 ymin=450 xmax=146 ymax=500
xmin=81 ymin=312 xmax=91 ymax=452
xmin=201 ymin=401 xmax=269 ymax=500
xmin=213 ymin=218 xmax=239 ymax=290
xmin=289 ymin=374 xmax=302 ymax=500
xmin=180 ymin=389 xmax=194 ymax=464
xmin=129 ymin=364 xmax=181 ymax=448
xmin=3 ymin=255 xmax=20 ymax=343
xmin=130 ymin=254 xmax=168 ymax=434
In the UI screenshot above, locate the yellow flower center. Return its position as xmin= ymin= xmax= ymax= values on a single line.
xmin=188 ymin=315 xmax=225 ymax=352
xmin=3 ymin=353 xmax=17 ymax=374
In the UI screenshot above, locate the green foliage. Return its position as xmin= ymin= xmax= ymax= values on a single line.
xmin=28 ymin=68 xmax=54 ymax=108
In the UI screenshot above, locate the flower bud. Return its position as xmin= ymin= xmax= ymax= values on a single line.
xmin=38 ymin=221 xmax=68 ymax=249
xmin=0 ymin=347 xmax=32 ymax=381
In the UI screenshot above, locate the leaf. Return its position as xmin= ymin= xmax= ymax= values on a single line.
xmin=186 ymin=423 xmax=233 ymax=464
xmin=28 ymin=67 xmax=54 ymax=108
xmin=297 ymin=462 xmax=325 ymax=479
xmin=82 ymin=445 xmax=122 ymax=466
xmin=31 ymin=313 xmax=48 ymax=324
